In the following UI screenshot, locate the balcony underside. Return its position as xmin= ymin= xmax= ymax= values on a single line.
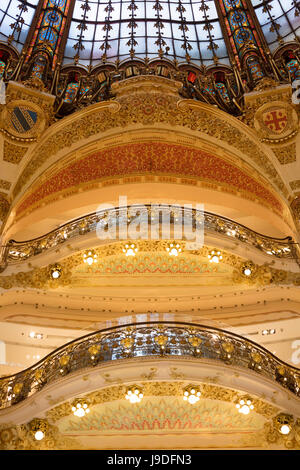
xmin=0 ymin=357 xmax=299 ymax=450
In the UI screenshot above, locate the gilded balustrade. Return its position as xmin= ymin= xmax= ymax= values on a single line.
xmin=1 ymin=206 xmax=298 ymax=270
xmin=0 ymin=321 xmax=299 ymax=410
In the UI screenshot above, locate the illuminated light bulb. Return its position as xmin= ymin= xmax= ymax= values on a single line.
xmin=236 ymin=397 xmax=254 ymax=415
xmin=50 ymin=263 xmax=62 ymax=280
xmin=208 ymin=251 xmax=222 ymax=263
xmin=72 ymin=399 xmax=90 ymax=417
xmin=74 ymin=407 xmax=85 ymax=417
xmin=243 ymin=268 xmax=252 ymax=276
xmin=83 ymin=251 xmax=97 ymax=265
xmin=239 ymin=405 xmax=250 ymax=415
xmin=166 ymin=243 xmax=182 ymax=257
xmin=183 ymin=386 xmax=201 ymax=404
xmin=51 ymin=269 xmax=60 ymax=279
xmin=123 ymin=244 xmax=138 ymax=257
xmin=188 ymin=394 xmax=199 ymax=404
xmin=34 ymin=431 xmax=44 ymax=441
xmin=280 ymin=425 xmax=291 ymax=435
xmin=29 ymin=331 xmax=35 ymax=338
xmin=125 ymin=387 xmax=143 ymax=403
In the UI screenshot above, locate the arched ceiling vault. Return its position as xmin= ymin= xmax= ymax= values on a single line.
xmin=0 ymin=76 xmax=299 ymax=242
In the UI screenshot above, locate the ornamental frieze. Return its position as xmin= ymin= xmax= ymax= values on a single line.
xmin=271 ymin=143 xmax=297 ymax=165
xmin=3 ymin=140 xmax=28 ymax=164
xmin=0 ymin=242 xmax=299 ymax=290
xmin=15 ymin=142 xmax=284 ymax=219
xmin=0 ymin=380 xmax=287 ymax=450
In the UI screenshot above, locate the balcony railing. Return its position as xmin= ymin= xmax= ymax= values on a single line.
xmin=0 ymin=321 xmax=299 ymax=410
xmin=1 ymin=205 xmax=298 ymax=271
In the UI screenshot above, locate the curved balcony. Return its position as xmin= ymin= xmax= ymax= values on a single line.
xmin=1 ymin=205 xmax=298 ymax=271
xmin=0 ymin=321 xmax=299 ymax=411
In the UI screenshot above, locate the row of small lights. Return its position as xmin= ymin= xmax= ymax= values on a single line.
xmin=50 ymin=244 xmax=254 ymax=279
xmin=31 ymin=385 xmax=293 ymax=441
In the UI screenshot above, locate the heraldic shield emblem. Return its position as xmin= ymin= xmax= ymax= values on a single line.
xmin=262 ymin=108 xmax=288 ymax=135
xmin=10 ymin=106 xmax=38 ymax=134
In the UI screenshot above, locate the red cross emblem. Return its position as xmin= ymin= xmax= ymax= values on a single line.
xmin=263 ymin=109 xmax=288 ymax=134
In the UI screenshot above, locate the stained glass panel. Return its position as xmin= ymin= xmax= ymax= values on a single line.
xmin=250 ymin=0 xmax=300 ymax=52
xmin=63 ymin=0 xmax=231 ymax=67
xmin=0 ymin=1 xmax=38 ymax=51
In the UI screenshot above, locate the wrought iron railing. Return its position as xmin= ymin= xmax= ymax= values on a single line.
xmin=1 ymin=206 xmax=298 ymax=270
xmin=0 ymin=321 xmax=299 ymax=410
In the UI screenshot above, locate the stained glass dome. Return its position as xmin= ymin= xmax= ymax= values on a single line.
xmin=0 ymin=0 xmax=299 ymax=68
xmin=64 ymin=0 xmax=230 ymax=67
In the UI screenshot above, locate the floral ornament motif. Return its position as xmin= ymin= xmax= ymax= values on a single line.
xmin=153 ymin=0 xmax=168 ymax=58
xmin=100 ymin=0 xmax=114 ymax=61
xmin=199 ymin=0 xmax=219 ymax=62
xmin=0 ymin=425 xmax=20 ymax=450
xmin=7 ymin=1 xmax=28 ymax=44
xmin=127 ymin=0 xmax=138 ymax=58
xmin=73 ymin=0 xmax=91 ymax=63
xmin=177 ymin=0 xmax=192 ymax=62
